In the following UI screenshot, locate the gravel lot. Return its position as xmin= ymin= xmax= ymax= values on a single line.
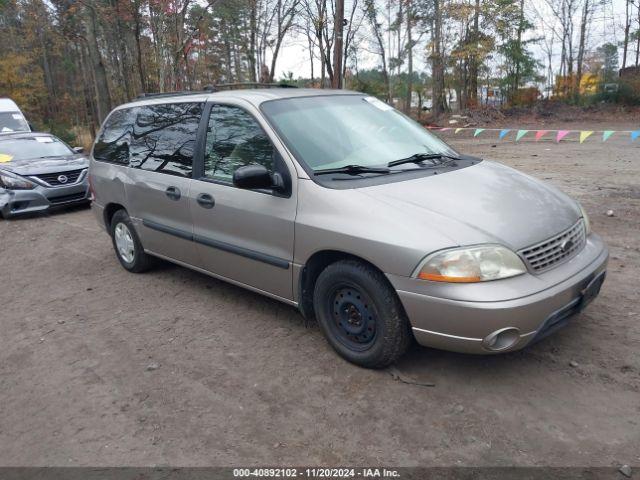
xmin=0 ymin=126 xmax=638 ymax=467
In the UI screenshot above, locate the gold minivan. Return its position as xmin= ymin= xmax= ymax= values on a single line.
xmin=89 ymin=87 xmax=608 ymax=368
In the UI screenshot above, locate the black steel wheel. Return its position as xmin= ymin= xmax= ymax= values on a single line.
xmin=313 ymin=259 xmax=412 ymax=368
xmin=327 ymin=283 xmax=378 ymax=352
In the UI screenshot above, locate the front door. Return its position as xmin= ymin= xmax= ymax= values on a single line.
xmin=190 ymin=103 xmax=297 ymax=300
xmin=125 ymin=102 xmax=203 ymax=266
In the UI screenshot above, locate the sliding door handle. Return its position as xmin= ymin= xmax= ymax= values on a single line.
xmin=196 ymin=193 xmax=215 ymax=209
xmin=165 ymin=186 xmax=181 ymax=200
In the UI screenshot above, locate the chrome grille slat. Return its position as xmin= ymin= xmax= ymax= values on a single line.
xmin=32 ymin=169 xmax=85 ymax=186
xmin=519 ymin=219 xmax=586 ymax=273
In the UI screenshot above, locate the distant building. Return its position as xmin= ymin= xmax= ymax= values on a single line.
xmin=619 ymin=66 xmax=640 ymax=78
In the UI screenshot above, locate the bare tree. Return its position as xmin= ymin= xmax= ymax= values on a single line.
xmin=332 ymin=0 xmax=344 ymax=87
xmin=431 ymin=0 xmax=447 ymax=116
xmin=363 ymin=0 xmax=391 ymax=101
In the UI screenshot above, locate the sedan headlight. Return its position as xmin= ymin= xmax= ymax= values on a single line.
xmin=0 ymin=170 xmax=36 ymax=190
xmin=415 ymin=245 xmax=527 ymax=283
xmin=578 ymin=202 xmax=591 ymax=235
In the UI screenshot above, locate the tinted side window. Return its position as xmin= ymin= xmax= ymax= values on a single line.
xmin=93 ymin=108 xmax=136 ymax=164
xmin=204 ymin=105 xmax=274 ymax=182
xmin=130 ymin=103 xmax=202 ymax=177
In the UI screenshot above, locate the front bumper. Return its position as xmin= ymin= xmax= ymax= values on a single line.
xmin=0 ymin=177 xmax=90 ymax=218
xmin=387 ymin=234 xmax=609 ymax=354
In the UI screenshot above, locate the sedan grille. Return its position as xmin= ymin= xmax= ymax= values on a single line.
xmin=33 ymin=169 xmax=85 ymax=186
xmin=519 ymin=219 xmax=586 ymax=273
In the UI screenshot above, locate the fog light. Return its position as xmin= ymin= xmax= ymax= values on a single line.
xmin=482 ymin=327 xmax=521 ymax=351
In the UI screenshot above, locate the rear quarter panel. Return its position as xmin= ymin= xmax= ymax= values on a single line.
xmin=88 ymin=159 xmax=130 ymax=228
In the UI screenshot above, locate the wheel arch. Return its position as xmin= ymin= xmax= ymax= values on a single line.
xmin=103 ymin=202 xmax=127 ymax=230
xmin=297 ymin=249 xmax=389 ymax=321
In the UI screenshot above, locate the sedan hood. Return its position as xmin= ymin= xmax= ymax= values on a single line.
xmin=359 ymin=160 xmax=580 ymax=250
xmin=0 ymin=155 xmax=89 ymax=175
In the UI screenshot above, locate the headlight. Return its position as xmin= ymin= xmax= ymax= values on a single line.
xmin=578 ymin=202 xmax=591 ymax=235
xmin=0 ymin=170 xmax=36 ymax=190
xmin=415 ymin=245 xmax=527 ymax=283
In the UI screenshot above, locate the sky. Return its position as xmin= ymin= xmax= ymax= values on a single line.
xmin=274 ymin=0 xmax=630 ymax=81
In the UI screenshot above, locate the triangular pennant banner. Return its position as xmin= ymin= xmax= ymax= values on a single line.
xmin=602 ymin=131 xmax=615 ymax=142
xmin=556 ymin=130 xmax=570 ymax=142
xmin=631 ymin=130 xmax=640 ymax=141
xmin=499 ymin=129 xmax=510 ymax=139
xmin=535 ymin=130 xmax=548 ymax=141
xmin=579 ymin=131 xmax=593 ymax=143
xmin=455 ymin=128 xmax=463 ymax=134
xmin=516 ymin=130 xmax=528 ymax=141
xmin=474 ymin=128 xmax=485 ymax=137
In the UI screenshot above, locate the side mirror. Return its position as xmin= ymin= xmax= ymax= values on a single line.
xmin=73 ymin=147 xmax=85 ymax=154
xmin=233 ymin=165 xmax=275 ymax=190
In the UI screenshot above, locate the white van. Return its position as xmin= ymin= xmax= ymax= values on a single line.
xmin=0 ymin=99 xmax=31 ymax=133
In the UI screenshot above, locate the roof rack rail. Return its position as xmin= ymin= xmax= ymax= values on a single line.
xmin=210 ymin=82 xmax=298 ymax=90
xmin=136 ymin=90 xmax=207 ymax=99
xmin=136 ymin=82 xmax=297 ymax=100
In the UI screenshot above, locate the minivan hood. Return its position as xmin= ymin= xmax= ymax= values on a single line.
xmin=359 ymin=160 xmax=580 ymax=250
xmin=0 ymin=155 xmax=88 ymax=175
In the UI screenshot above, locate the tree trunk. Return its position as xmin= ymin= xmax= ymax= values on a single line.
xmin=623 ymin=0 xmax=630 ymax=68
xmin=332 ymin=0 xmax=344 ymax=88
xmin=513 ymin=0 xmax=525 ymax=100
xmin=83 ymin=2 xmax=111 ymax=124
xmin=468 ymin=0 xmax=480 ymax=106
xmin=636 ymin=3 xmax=640 ymax=66
xmin=431 ymin=0 xmax=447 ymax=117
xmin=404 ymin=0 xmax=413 ymax=113
xmin=249 ymin=0 xmax=258 ymax=82
xmin=574 ymin=0 xmax=589 ymax=102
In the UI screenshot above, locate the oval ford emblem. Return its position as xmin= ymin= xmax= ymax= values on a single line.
xmin=57 ymin=175 xmax=68 ymax=184
xmin=560 ymin=239 xmax=574 ymax=253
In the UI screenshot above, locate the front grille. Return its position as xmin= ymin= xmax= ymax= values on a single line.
xmin=48 ymin=192 xmax=87 ymax=204
xmin=519 ymin=219 xmax=586 ymax=273
xmin=33 ymin=169 xmax=85 ymax=186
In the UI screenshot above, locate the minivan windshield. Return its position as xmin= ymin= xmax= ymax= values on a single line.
xmin=261 ymin=95 xmax=457 ymax=172
xmin=0 ymin=136 xmax=73 ymax=161
xmin=0 ymin=112 xmax=30 ymax=133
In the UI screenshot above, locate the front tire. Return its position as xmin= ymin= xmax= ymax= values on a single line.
xmin=313 ymin=260 xmax=412 ymax=368
xmin=110 ymin=209 xmax=154 ymax=273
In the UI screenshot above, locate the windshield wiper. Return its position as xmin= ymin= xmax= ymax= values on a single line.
xmin=387 ymin=153 xmax=460 ymax=168
xmin=313 ymin=164 xmax=391 ymax=176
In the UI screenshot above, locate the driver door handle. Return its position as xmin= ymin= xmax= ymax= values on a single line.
xmin=196 ymin=193 xmax=215 ymax=209
xmin=165 ymin=186 xmax=181 ymax=200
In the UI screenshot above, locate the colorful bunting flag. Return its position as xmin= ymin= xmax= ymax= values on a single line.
xmin=432 ymin=126 xmax=639 ymax=144
xmin=556 ymin=130 xmax=570 ymax=142
xmin=579 ymin=131 xmax=594 ymax=143
xmin=535 ymin=130 xmax=548 ymax=141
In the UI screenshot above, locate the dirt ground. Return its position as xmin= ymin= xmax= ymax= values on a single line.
xmin=0 ymin=122 xmax=639 ymax=468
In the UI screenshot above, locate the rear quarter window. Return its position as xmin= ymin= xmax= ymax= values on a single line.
xmin=93 ymin=108 xmax=137 ymax=165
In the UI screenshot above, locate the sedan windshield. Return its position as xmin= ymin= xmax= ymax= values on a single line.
xmin=0 ymin=112 xmax=30 ymax=133
xmin=261 ymin=95 xmax=457 ymax=172
xmin=0 ymin=136 xmax=73 ymax=161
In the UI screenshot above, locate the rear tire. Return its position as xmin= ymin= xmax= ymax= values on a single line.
xmin=110 ymin=209 xmax=154 ymax=273
xmin=313 ymin=259 xmax=412 ymax=368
